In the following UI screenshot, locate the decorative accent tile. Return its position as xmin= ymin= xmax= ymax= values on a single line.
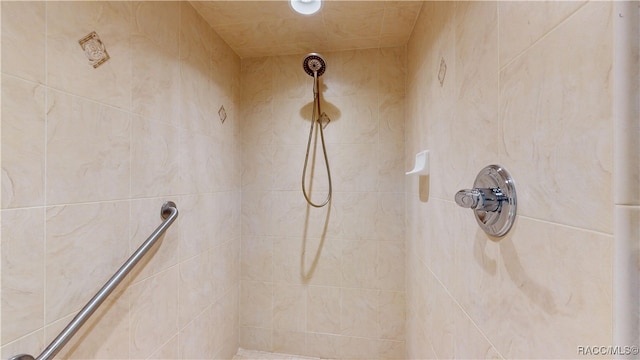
xmin=78 ymin=31 xmax=110 ymax=68
xmin=218 ymin=105 xmax=227 ymax=124
xmin=438 ymin=57 xmax=447 ymax=86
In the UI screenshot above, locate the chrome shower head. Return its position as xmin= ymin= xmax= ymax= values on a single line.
xmin=303 ymin=53 xmax=326 ymax=77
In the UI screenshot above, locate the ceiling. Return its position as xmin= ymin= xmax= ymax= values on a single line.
xmin=190 ymin=1 xmax=423 ymax=58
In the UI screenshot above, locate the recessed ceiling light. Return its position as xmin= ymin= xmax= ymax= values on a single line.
xmin=290 ymin=0 xmax=322 ymax=15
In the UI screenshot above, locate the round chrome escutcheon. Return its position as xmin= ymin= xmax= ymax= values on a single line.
xmin=471 ymin=165 xmax=517 ymax=237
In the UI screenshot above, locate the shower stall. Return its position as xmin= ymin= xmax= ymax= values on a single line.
xmin=1 ymin=1 xmax=638 ymax=360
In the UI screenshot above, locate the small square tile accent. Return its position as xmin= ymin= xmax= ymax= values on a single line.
xmin=218 ymin=105 xmax=227 ymax=124
xmin=78 ymin=31 xmax=110 ymax=68
xmin=438 ymin=57 xmax=447 ymax=86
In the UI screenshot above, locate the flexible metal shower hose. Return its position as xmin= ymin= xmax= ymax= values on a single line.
xmin=301 ymin=75 xmax=332 ymax=208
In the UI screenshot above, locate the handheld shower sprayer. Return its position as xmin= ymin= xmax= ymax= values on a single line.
xmin=303 ymin=53 xmax=325 ymax=95
xmin=301 ymin=53 xmax=332 ymax=208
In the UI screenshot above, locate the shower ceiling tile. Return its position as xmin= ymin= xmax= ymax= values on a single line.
xmin=190 ymin=1 xmax=422 ymax=58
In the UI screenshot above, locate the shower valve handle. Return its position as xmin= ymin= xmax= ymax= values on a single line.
xmin=455 ymin=187 xmax=506 ymax=212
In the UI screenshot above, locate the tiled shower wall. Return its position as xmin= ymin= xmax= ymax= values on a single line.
xmin=240 ymin=49 xmax=406 ymax=359
xmin=1 ymin=2 xmax=241 ymax=359
xmin=405 ymin=2 xmax=615 ymax=358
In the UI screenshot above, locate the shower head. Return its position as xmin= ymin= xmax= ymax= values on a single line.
xmin=303 ymin=53 xmax=326 ymax=77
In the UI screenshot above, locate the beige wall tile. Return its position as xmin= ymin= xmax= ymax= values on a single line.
xmin=242 ymin=191 xmax=274 ymax=236
xmin=379 ymin=291 xmax=405 ymax=341
xmin=455 ymin=2 xmax=498 ymax=91
xmin=240 ymin=326 xmax=272 ymax=353
xmin=131 ymin=1 xmax=180 ymax=125
xmin=129 ymin=198 xmax=180 ymax=283
xmin=129 ymin=268 xmax=179 ymax=359
xmin=45 ymin=202 xmax=130 ymax=323
xmin=378 ymin=339 xmax=406 ymax=360
xmin=46 ymin=288 xmax=129 ymax=359
xmin=454 ymin=305 xmax=503 ymax=359
xmin=131 ymin=115 xmax=180 ymax=198
xmin=406 ymin=1 xmax=455 ymax=91
xmin=329 ymin=95 xmax=379 ymax=144
xmin=273 ymin=284 xmax=306 ymax=332
xmin=301 ymin=237 xmax=343 ymax=287
xmin=240 ymin=281 xmax=273 ymax=329
xmin=180 ymin=2 xmax=216 ymax=136
xmin=2 ymin=2 xmax=241 ymax=359
xmin=340 ymin=288 xmax=380 ymax=338
xmin=0 ymin=330 xmax=45 ymax=360
xmin=378 ymin=94 xmax=405 ymax=147
xmin=305 ymin=333 xmax=341 ymax=359
xmin=211 ymin=239 xmax=240 ymax=300
xmin=47 ymin=2 xmax=132 ymax=109
xmin=178 ymin=251 xmax=213 ymax=329
xmin=380 ymin=7 xmax=421 ymax=55
xmin=341 ymin=240 xmax=377 ymax=289
xmin=240 ymin=48 xmax=405 ymax=358
xmin=499 ymin=1 xmax=587 ymax=67
xmin=1 ymin=1 xmax=45 ymax=83
xmin=241 ymin=236 xmax=273 ymax=282
xmin=307 ymin=286 xmax=340 ymax=334
xmin=213 ymin=289 xmax=240 ymax=359
xmin=147 ymin=335 xmax=179 ymax=360
xmin=490 ymin=218 xmax=612 ymax=358
xmin=240 ymin=100 xmax=277 ymax=145
xmin=1 ymin=208 xmax=45 ymax=345
xmin=378 ymin=47 xmax=406 ymax=95
xmin=271 ymin=235 xmax=306 ymax=285
xmin=242 ymin=57 xmax=274 ymax=103
xmin=322 ymin=50 xmax=379 ymax=98
xmin=377 ymin=242 xmax=405 ymax=292
xmin=177 ymin=129 xmax=221 ymax=195
xmin=338 ymin=336 xmax=379 ymax=359
xmin=406 ymin=2 xmax=615 ymax=358
xmin=46 ymin=90 xmax=130 ymax=205
xmin=273 ymin=330 xmax=306 ymax=356
xmin=179 ymin=307 xmax=214 ymax=360
xmin=1 ymin=76 xmax=46 ymax=208
xmin=499 ymin=1 xmax=613 ymax=233
xmin=272 ymin=54 xmax=310 ymax=101
xmin=271 ymin=99 xmax=308 ymax=146
xmin=272 ymin=144 xmax=308 ymax=192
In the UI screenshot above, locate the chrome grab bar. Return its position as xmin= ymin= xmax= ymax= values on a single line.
xmin=9 ymin=201 xmax=179 ymax=360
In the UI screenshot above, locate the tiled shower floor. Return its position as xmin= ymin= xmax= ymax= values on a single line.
xmin=233 ymin=348 xmax=321 ymax=360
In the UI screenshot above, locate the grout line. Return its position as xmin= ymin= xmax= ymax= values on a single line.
xmin=43 ymin=0 xmax=49 ymax=343
xmin=413 ymin=253 xmax=505 ymax=360
xmin=432 ymin=196 xmax=614 ymax=237
xmin=498 ymin=1 xmax=590 ymax=72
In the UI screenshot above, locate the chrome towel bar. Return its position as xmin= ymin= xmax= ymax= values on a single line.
xmin=9 ymin=201 xmax=179 ymax=360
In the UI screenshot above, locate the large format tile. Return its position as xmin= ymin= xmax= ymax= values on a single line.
xmin=45 ymin=202 xmax=130 ymax=323
xmin=46 ymin=90 xmax=130 ymax=205
xmin=131 ymin=1 xmax=180 ymax=125
xmin=1 ymin=76 xmax=46 ymax=208
xmin=499 ymin=2 xmax=613 ymax=233
xmin=131 ymin=115 xmax=180 ymax=198
xmin=1 ymin=208 xmax=45 ymax=345
xmin=473 ymin=217 xmax=612 ymax=359
xmin=129 ymin=268 xmax=179 ymax=359
xmin=47 ymin=1 xmax=132 ymax=109
xmin=499 ymin=1 xmax=587 ymax=67
xmin=1 ymin=1 xmax=46 ymax=83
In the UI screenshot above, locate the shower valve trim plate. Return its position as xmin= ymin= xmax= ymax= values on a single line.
xmin=455 ymin=164 xmax=517 ymax=237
